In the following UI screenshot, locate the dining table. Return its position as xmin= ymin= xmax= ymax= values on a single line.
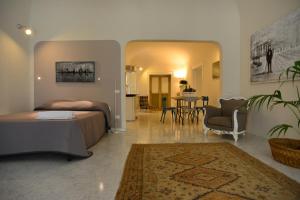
xmin=172 ymin=96 xmax=202 ymax=124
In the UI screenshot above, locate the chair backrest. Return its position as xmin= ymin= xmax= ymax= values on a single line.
xmin=201 ymin=96 xmax=209 ymax=107
xmin=220 ymin=97 xmax=247 ymax=116
xmin=139 ymin=96 xmax=149 ymax=109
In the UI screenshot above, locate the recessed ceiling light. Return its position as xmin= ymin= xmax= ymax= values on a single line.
xmin=25 ymin=28 xmax=32 ymax=35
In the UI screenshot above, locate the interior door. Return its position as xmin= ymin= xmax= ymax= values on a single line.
xmin=149 ymin=75 xmax=171 ymax=110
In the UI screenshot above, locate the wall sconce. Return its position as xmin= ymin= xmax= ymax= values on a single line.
xmin=99 ymin=182 xmax=104 ymax=191
xmin=138 ymin=67 xmax=143 ymax=71
xmin=37 ymin=76 xmax=41 ymax=80
xmin=174 ymin=69 xmax=187 ymax=78
xmin=16 ymin=24 xmax=33 ymax=36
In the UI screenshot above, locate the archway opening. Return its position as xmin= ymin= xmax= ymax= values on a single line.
xmin=125 ymin=40 xmax=222 ymax=124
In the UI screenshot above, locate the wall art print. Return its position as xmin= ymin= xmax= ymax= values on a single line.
xmin=56 ymin=61 xmax=95 ymax=82
xmin=250 ymin=8 xmax=300 ymax=83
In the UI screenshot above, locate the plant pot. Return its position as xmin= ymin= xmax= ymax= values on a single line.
xmin=268 ymin=138 xmax=300 ymax=168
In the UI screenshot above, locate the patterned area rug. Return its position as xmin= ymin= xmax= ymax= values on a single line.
xmin=116 ymin=143 xmax=300 ymax=200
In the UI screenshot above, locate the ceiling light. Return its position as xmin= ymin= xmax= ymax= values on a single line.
xmin=17 ymin=24 xmax=33 ymax=36
xmin=24 ymin=28 xmax=32 ymax=35
xmin=138 ymin=67 xmax=143 ymax=71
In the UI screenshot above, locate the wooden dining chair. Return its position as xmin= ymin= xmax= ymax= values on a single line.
xmin=160 ymin=96 xmax=176 ymax=123
xmin=139 ymin=96 xmax=153 ymax=111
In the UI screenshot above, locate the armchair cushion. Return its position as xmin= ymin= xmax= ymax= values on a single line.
xmin=220 ymin=99 xmax=247 ymax=116
xmin=204 ymin=106 xmax=222 ymax=125
xmin=208 ymin=116 xmax=232 ymax=128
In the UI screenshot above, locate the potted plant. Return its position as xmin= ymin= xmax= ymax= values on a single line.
xmin=247 ymin=61 xmax=300 ymax=168
xmin=179 ymin=80 xmax=188 ymax=96
xmin=183 ymin=85 xmax=196 ymax=97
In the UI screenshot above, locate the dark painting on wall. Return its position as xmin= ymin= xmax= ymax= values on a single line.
xmin=56 ymin=61 xmax=95 ymax=82
xmin=250 ymin=8 xmax=300 ymax=83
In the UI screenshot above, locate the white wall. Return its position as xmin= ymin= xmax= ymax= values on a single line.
xmin=34 ymin=41 xmax=121 ymax=128
xmin=237 ymin=0 xmax=300 ymax=139
xmin=186 ymin=44 xmax=221 ymax=106
xmin=26 ymin=0 xmax=240 ymax=129
xmin=0 ymin=0 xmax=31 ymax=114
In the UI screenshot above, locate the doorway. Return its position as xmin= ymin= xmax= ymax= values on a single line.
xmin=149 ymin=74 xmax=171 ymax=110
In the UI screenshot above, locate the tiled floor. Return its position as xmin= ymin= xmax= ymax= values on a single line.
xmin=0 ymin=111 xmax=299 ymax=200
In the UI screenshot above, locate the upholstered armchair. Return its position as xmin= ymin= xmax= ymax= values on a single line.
xmin=203 ymin=97 xmax=248 ymax=141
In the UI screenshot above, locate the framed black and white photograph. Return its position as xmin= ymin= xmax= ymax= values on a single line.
xmin=56 ymin=61 xmax=95 ymax=82
xmin=250 ymin=8 xmax=300 ymax=83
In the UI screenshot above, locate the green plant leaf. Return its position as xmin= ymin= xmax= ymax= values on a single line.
xmin=273 ymin=100 xmax=300 ymax=109
xmin=284 ymin=64 xmax=300 ymax=82
xmin=250 ymin=62 xmax=300 ymax=137
xmin=268 ymin=124 xmax=293 ymax=137
xmin=247 ymin=90 xmax=282 ymax=111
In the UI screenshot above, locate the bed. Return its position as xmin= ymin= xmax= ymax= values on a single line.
xmin=0 ymin=100 xmax=111 ymax=158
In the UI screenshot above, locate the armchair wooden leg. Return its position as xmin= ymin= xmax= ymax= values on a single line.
xmin=203 ymin=126 xmax=209 ymax=136
xmin=204 ymin=129 xmax=208 ymax=136
xmin=232 ymin=132 xmax=238 ymax=142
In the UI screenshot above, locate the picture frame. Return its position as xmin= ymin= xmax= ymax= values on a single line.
xmin=56 ymin=61 xmax=95 ymax=82
xmin=212 ymin=61 xmax=220 ymax=79
xmin=250 ymin=8 xmax=300 ymax=83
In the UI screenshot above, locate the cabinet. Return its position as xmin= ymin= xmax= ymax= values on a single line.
xmin=126 ymin=95 xmax=136 ymax=121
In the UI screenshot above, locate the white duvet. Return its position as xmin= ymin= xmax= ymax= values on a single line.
xmin=36 ymin=111 xmax=75 ymax=120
